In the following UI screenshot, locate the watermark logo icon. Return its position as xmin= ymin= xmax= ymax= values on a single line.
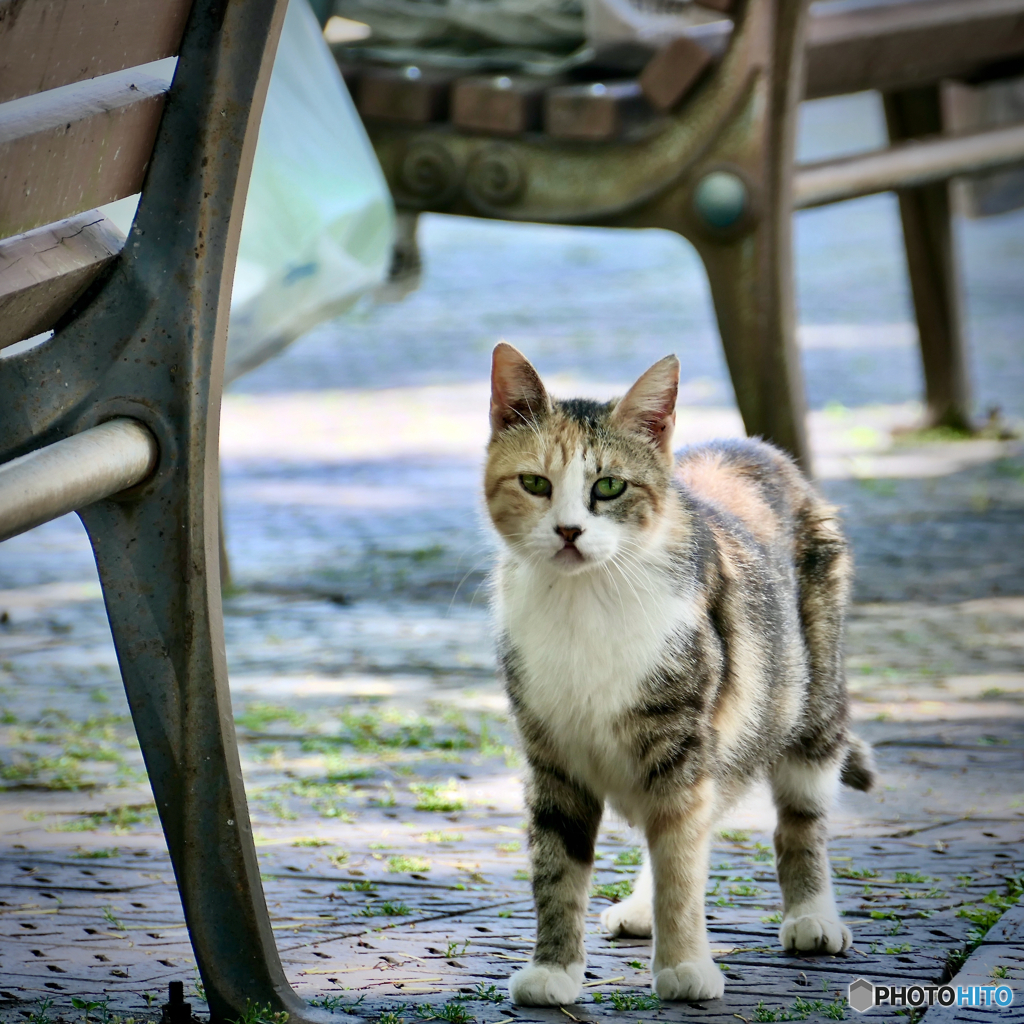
xmin=848 ymin=979 xmax=874 ymax=1013
xmin=848 ymin=978 xmax=1015 ymax=1012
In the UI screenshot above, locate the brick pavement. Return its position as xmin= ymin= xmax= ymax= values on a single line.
xmin=1 ymin=413 xmax=1022 ymax=1020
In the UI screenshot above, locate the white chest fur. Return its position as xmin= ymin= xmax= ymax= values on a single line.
xmin=497 ymin=557 xmax=699 ymax=798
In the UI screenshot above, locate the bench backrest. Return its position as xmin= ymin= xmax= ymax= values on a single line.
xmin=0 ymin=0 xmax=193 ymax=351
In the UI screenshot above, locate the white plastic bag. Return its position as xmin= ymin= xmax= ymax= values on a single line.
xmin=226 ymin=0 xmax=395 ymax=382
xmin=582 ymin=0 xmax=722 ymax=52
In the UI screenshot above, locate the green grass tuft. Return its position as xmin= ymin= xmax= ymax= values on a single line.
xmin=337 ymin=880 xmax=376 ymax=892
xmin=470 ymin=983 xmax=503 ymax=1003
xmin=753 ymin=994 xmax=846 ymax=1020
xmin=410 ymin=780 xmax=464 ymax=812
xmin=388 ymin=855 xmax=430 ymax=873
xmin=729 ymin=884 xmax=764 ymax=898
xmin=894 ymin=871 xmax=932 ymax=884
xmin=422 ymin=830 xmax=462 ymax=843
xmin=593 ymin=879 xmax=633 ymax=901
xmin=835 ymin=866 xmax=880 ymax=879
xmin=414 ymin=1002 xmax=474 ymax=1023
xmin=608 ymin=991 xmax=659 ymax=1011
xmin=51 ymin=804 xmax=156 ymax=834
xmin=719 ymin=829 xmax=750 ymax=843
xmin=235 ymin=702 xmax=306 ymax=732
xmin=230 ymin=1001 xmax=290 ymax=1024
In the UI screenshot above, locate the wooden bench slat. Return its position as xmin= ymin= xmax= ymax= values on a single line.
xmin=805 ymin=0 xmax=1024 ymax=100
xmin=639 ymin=35 xmax=716 ymax=113
xmin=0 ymin=67 xmax=170 ymax=238
xmin=0 ymin=0 xmax=193 ymax=104
xmin=357 ymin=66 xmax=453 ymax=123
xmin=346 ymin=2 xmax=1024 ymax=140
xmin=451 ymin=76 xmax=547 ymax=135
xmin=544 ymin=81 xmax=655 ymax=141
xmin=0 ymin=212 xmax=125 ymax=351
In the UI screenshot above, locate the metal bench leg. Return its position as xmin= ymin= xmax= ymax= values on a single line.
xmin=81 ymin=492 xmax=320 ymax=1021
xmin=883 ymin=86 xmax=973 ymax=431
xmin=678 ymin=0 xmax=813 ymax=471
xmin=74 ymin=16 xmax=331 ymax=1021
xmin=693 ymin=214 xmax=811 ymax=471
xmin=0 ymin=0 xmax=328 ymax=1016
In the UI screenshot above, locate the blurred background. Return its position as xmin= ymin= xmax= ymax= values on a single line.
xmin=225 ymin=86 xmax=1024 ymax=609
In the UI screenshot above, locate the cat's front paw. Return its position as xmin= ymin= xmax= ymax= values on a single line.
xmin=653 ymin=957 xmax=724 ymax=1001
xmin=508 ymin=961 xmax=584 ymax=1006
xmin=600 ymin=895 xmax=653 ymax=937
xmin=779 ymin=911 xmax=852 ymax=954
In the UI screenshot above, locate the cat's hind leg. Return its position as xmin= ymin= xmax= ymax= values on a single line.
xmin=508 ymin=767 xmax=602 ymax=1006
xmin=646 ymin=779 xmax=724 ymax=1001
xmin=770 ymin=753 xmax=852 ymax=954
xmin=600 ymin=857 xmax=652 ymax=937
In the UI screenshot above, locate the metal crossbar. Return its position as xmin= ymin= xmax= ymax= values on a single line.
xmin=794 ymin=120 xmax=1024 ymax=209
xmin=0 ymin=419 xmax=158 ymax=543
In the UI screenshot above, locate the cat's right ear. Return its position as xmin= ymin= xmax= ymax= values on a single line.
xmin=490 ymin=343 xmax=551 ymax=438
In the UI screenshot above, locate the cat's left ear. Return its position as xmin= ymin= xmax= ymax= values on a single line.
xmin=611 ymin=355 xmax=679 ymax=456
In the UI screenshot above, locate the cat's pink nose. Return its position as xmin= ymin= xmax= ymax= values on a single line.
xmin=555 ymin=525 xmax=583 ymax=544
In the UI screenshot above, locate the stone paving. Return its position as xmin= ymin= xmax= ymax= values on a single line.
xmin=2 ymin=90 xmax=1024 ymax=1022
xmin=1 ymin=413 xmax=1022 ymax=1022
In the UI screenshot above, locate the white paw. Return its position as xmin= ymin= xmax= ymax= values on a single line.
xmin=779 ymin=912 xmax=852 ymax=953
xmin=653 ymin=958 xmax=725 ymax=1001
xmin=508 ymin=961 xmax=584 ymax=1006
xmin=600 ymin=895 xmax=653 ymax=937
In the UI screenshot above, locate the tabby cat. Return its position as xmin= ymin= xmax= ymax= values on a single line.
xmin=484 ymin=343 xmax=874 ymax=1005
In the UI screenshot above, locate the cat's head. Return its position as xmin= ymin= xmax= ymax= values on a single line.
xmin=485 ymin=343 xmax=679 ymax=575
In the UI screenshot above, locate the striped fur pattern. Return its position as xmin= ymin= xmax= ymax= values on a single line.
xmin=484 ymin=344 xmax=875 ymax=1006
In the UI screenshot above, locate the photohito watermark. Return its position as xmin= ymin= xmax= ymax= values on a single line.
xmin=848 ymin=978 xmax=1015 ymax=1013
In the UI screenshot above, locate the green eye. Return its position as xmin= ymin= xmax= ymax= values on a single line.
xmin=520 ymin=474 xmax=552 ymax=497
xmin=593 ymin=477 xmax=626 ymax=500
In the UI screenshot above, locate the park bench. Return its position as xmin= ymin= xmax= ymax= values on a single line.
xmin=0 ymin=0 xmax=330 ymax=1019
xmin=336 ymin=0 xmax=1024 ymax=470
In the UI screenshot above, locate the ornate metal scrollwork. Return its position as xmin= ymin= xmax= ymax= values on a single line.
xmin=398 ymin=141 xmax=460 ymax=207
xmin=466 ymin=145 xmax=526 ymax=209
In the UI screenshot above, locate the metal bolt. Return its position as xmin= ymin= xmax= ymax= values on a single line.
xmin=694 ymin=170 xmax=747 ymax=229
xmin=161 ymin=980 xmax=192 ymax=1024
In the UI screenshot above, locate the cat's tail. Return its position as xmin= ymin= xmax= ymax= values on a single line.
xmin=840 ymin=734 xmax=876 ymax=792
